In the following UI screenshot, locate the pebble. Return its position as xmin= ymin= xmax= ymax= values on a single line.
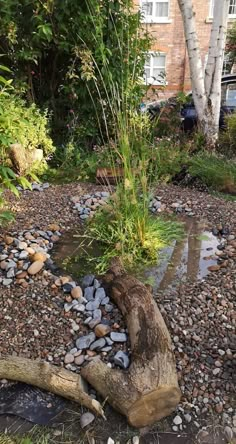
xmin=64 ymin=353 xmax=74 ymax=364
xmin=76 ymin=332 xmax=96 ymax=350
xmin=84 ymin=286 xmax=94 ymax=301
xmin=71 ymin=286 xmax=83 ymax=299
xmin=173 ymin=415 xmax=182 ymax=425
xmin=74 ymin=355 xmax=85 ymax=366
xmin=90 ymin=338 xmax=106 ymax=351
xmin=95 ymin=324 xmax=111 ymax=337
xmin=28 ymin=260 xmax=44 ymax=275
xmin=81 ymin=275 xmax=95 ymax=288
xmin=114 ymin=351 xmax=130 ymax=369
xmin=110 ymin=332 xmax=127 ymax=342
xmin=86 ymin=299 xmax=100 ymax=311
xmin=80 ymin=412 xmax=95 ymax=429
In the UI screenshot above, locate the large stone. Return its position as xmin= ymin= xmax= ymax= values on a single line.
xmin=95 ymin=287 xmax=106 ymax=302
xmin=90 ymin=338 xmax=106 ymax=351
xmin=76 ymin=332 xmax=96 ymax=350
xmin=95 ymin=324 xmax=111 ymax=337
xmin=86 ymin=299 xmax=100 ymax=311
xmin=80 ymin=412 xmax=95 ymax=429
xmin=110 ymin=332 xmax=127 ymax=342
xmin=28 ymin=260 xmax=44 ymax=275
xmin=84 ymin=286 xmax=94 ymax=301
xmin=81 ymin=275 xmax=95 ymax=289
xmin=114 ymin=351 xmax=130 ymax=369
xmin=32 ymin=252 xmax=47 ymax=263
xmin=71 ymin=286 xmax=83 ymax=300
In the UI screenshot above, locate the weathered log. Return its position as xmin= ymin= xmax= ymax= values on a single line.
xmin=81 ymin=261 xmax=181 ymax=428
xmin=0 ymin=356 xmax=105 ymax=418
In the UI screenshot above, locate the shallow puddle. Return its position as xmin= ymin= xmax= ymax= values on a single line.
xmin=135 ymin=217 xmax=220 ymax=293
xmin=52 ymin=217 xmax=220 ymax=293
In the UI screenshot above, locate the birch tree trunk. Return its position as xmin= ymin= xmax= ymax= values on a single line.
xmin=177 ymin=0 xmax=230 ymax=147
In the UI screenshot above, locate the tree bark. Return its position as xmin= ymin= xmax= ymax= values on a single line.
xmin=81 ymin=261 xmax=181 ymax=428
xmin=177 ymin=0 xmax=230 ymax=146
xmin=0 ymin=356 xmax=105 ymax=418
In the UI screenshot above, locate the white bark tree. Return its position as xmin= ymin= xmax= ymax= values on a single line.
xmin=177 ymin=0 xmax=230 ymax=146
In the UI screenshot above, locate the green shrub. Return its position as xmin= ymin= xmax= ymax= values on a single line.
xmin=149 ymin=138 xmax=190 ymax=183
xmin=219 ymin=113 xmax=236 ymax=157
xmin=0 ymin=94 xmax=54 ymax=159
xmin=189 ymin=152 xmax=236 ymax=193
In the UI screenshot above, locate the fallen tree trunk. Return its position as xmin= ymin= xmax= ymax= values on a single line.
xmin=81 ymin=260 xmax=181 ymax=428
xmin=0 ymin=356 xmax=105 ymax=418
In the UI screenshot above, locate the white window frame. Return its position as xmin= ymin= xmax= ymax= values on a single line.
xmin=144 ymin=52 xmax=167 ymax=86
xmin=209 ymin=0 xmax=236 ymax=19
xmin=140 ymin=0 xmax=171 ymax=24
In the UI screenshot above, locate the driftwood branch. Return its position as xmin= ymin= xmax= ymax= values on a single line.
xmin=0 ymin=356 xmax=105 ymax=418
xmin=81 ymin=260 xmax=181 ymax=428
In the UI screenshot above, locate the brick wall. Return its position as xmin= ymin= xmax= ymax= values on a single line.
xmin=135 ymin=0 xmax=236 ymax=101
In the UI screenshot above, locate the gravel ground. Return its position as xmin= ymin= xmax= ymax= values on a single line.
xmin=0 ymin=182 xmax=235 ymax=444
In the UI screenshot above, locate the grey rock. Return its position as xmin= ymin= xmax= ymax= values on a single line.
xmin=73 ymin=304 xmax=86 ymax=313
xmin=6 ymin=260 xmax=17 ymax=271
xmin=95 ymin=287 xmax=106 ymax=302
xmin=0 ymin=255 xmax=8 ymax=261
xmin=80 ymin=412 xmax=95 ymax=429
xmin=173 ymin=415 xmax=182 ymax=425
xmin=101 ymin=346 xmax=112 ymax=352
xmin=100 ymin=296 xmax=110 ymax=306
xmin=184 ymin=414 xmax=192 ymax=423
xmin=105 ymin=304 xmax=113 ymax=313
xmin=110 ymin=332 xmax=127 ymax=342
xmin=7 ymin=268 xmax=15 ymax=278
xmin=84 ymin=316 xmax=92 ymax=325
xmin=86 ymin=299 xmax=100 ymax=311
xmin=19 ymin=251 xmax=29 ymax=260
xmin=84 ymin=286 xmax=94 ymax=301
xmin=82 ymin=275 xmax=95 ymax=289
xmin=76 ymin=332 xmax=96 ymax=350
xmin=106 ymin=337 xmax=114 ymax=346
xmin=93 ymin=309 xmax=102 ymax=320
xmin=64 ymin=303 xmax=74 ymax=313
xmin=90 ymin=338 xmax=106 ymax=351
xmin=2 ymin=279 xmax=13 ymax=286
xmin=80 ymin=214 xmax=89 ymax=220
xmin=101 ymin=191 xmax=110 ymax=197
xmin=93 ymin=279 xmax=100 ymax=289
xmin=42 ymin=182 xmax=49 ymax=189
xmin=74 ymin=355 xmax=85 ymax=366
xmin=224 ymin=427 xmax=233 ymax=441
xmin=114 ymin=351 xmax=130 ymax=369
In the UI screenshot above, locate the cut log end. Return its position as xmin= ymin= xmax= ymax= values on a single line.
xmin=128 ymin=386 xmax=181 ymax=428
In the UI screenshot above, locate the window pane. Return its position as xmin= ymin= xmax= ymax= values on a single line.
xmin=153 ymin=68 xmax=165 ymax=79
xmin=153 ymin=55 xmax=166 ymax=68
xmin=229 ymin=0 xmax=236 ymax=14
xmin=226 ymin=85 xmax=236 ymax=106
xmin=145 ymin=55 xmax=151 ymax=67
xmin=142 ymin=1 xmax=153 ymax=15
xmin=155 ymin=1 xmax=168 ymax=17
xmin=144 ymin=68 xmax=151 ymax=78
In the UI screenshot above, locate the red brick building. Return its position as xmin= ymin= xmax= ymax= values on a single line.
xmin=136 ymin=0 xmax=236 ymax=100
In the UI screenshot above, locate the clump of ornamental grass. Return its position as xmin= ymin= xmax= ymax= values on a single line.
xmin=79 ymin=0 xmax=183 ymax=272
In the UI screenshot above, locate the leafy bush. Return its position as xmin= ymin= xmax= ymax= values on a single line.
xmin=0 ymin=94 xmax=54 ymax=158
xmin=149 ymin=138 xmax=190 ymax=182
xmin=0 ymin=0 xmax=150 ymax=150
xmin=219 ymin=113 xmax=236 ymax=157
xmin=189 ymin=152 xmax=236 ymax=193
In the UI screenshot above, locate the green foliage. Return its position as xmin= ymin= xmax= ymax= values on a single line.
xmin=149 ymin=138 xmax=190 ymax=182
xmin=0 ymin=94 xmax=54 ymax=158
xmin=189 ymin=152 xmax=236 ymax=193
xmin=226 ymin=22 xmax=236 ymax=70
xmin=219 ymin=113 xmax=236 ymax=157
xmin=0 ymin=0 xmax=150 ymax=150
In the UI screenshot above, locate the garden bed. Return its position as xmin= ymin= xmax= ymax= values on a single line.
xmin=0 ymin=182 xmax=235 ymax=443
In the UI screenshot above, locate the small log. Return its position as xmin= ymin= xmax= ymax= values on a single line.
xmin=82 ymin=261 xmax=181 ymax=428
xmin=0 ymin=356 xmax=105 ymax=418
